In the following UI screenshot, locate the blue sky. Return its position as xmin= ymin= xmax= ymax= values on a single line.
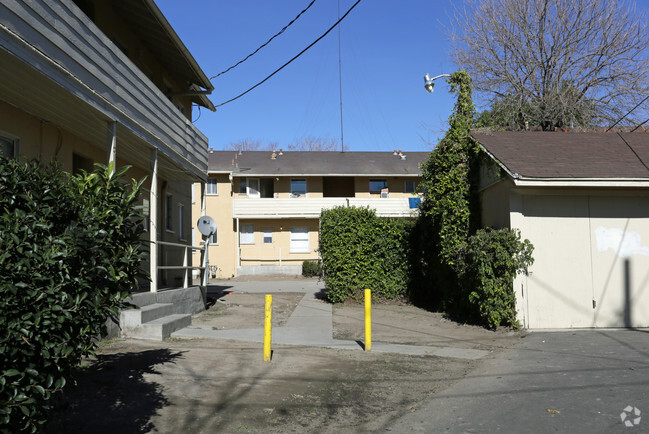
xmin=155 ymin=0 xmax=459 ymax=152
xmin=155 ymin=0 xmax=649 ymax=152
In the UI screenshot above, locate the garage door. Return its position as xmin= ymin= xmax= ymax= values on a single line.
xmin=516 ymin=194 xmax=649 ymax=329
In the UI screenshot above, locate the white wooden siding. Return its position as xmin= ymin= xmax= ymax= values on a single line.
xmin=0 ymin=0 xmax=208 ymax=177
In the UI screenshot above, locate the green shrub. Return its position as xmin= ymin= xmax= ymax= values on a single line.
xmin=302 ymin=260 xmax=322 ymax=277
xmin=319 ymin=206 xmax=412 ymax=303
xmin=0 ymin=158 xmax=145 ymax=431
xmin=459 ymin=228 xmax=534 ymax=329
xmin=412 ymin=71 xmax=534 ymax=328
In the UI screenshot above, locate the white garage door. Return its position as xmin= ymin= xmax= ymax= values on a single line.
xmin=516 ymin=193 xmax=649 ymax=329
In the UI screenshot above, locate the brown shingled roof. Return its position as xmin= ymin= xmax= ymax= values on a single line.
xmin=472 ymin=132 xmax=649 ymax=179
xmin=207 ymin=151 xmax=428 ymax=176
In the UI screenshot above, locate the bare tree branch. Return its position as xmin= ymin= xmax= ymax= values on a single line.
xmin=449 ymin=0 xmax=649 ymax=130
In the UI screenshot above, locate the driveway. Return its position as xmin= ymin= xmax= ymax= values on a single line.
xmin=384 ymin=330 xmax=649 ymax=433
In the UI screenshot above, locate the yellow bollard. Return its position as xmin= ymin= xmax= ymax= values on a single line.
xmin=364 ymin=289 xmax=372 ymax=351
xmin=263 ymin=294 xmax=272 ymax=362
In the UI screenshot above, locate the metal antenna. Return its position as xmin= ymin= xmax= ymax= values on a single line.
xmin=338 ymin=0 xmax=344 ymax=152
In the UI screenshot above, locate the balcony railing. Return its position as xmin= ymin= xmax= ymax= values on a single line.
xmin=0 ymin=0 xmax=208 ymax=177
xmin=232 ymin=197 xmax=419 ymax=219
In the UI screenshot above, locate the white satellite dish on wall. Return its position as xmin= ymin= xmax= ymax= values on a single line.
xmin=197 ymin=216 xmax=216 ymax=236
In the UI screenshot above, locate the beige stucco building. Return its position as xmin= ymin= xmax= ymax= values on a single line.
xmin=192 ymin=150 xmax=427 ymax=279
xmin=1 ymin=0 xmax=215 ymax=292
xmin=476 ymin=132 xmax=649 ymax=329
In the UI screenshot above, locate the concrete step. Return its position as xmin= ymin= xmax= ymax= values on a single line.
xmin=125 ymin=314 xmax=192 ymax=341
xmin=120 ymin=303 xmax=174 ymax=329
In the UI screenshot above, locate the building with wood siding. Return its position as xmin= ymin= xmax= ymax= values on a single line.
xmin=0 ymin=0 xmax=215 ymax=292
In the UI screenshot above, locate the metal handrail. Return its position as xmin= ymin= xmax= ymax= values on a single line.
xmin=156 ymin=241 xmax=205 ymax=288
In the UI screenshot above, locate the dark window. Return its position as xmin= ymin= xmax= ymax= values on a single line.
xmin=0 ymin=135 xmax=16 ymax=158
xmin=404 ymin=180 xmax=416 ymax=193
xmin=291 ymin=179 xmax=307 ymax=197
xmin=260 ymin=178 xmax=274 ymax=198
xmin=369 ymin=179 xmax=388 ymax=194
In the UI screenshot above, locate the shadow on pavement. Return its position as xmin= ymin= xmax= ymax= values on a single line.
xmin=45 ymin=348 xmax=185 ymax=434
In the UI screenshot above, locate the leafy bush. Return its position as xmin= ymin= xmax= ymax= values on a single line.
xmin=319 ymin=206 xmax=412 ymax=303
xmin=411 ymin=71 xmax=535 ymax=329
xmin=0 ymin=158 xmax=145 ymax=431
xmin=302 ymin=260 xmax=322 ymax=277
xmin=459 ymin=228 xmax=534 ymax=329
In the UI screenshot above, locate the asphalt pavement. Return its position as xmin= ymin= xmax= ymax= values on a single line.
xmin=383 ymin=330 xmax=649 ymax=433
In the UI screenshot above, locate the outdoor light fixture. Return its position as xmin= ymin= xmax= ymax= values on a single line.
xmin=424 ymin=73 xmax=451 ymax=93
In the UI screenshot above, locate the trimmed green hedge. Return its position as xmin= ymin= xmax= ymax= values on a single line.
xmin=319 ymin=206 xmax=412 ymax=303
xmin=0 ymin=158 xmax=146 ymax=431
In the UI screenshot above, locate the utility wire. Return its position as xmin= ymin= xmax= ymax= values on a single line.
xmin=214 ymin=0 xmax=363 ymax=109
xmin=630 ymin=117 xmax=649 ymax=132
xmin=209 ymin=0 xmax=317 ymax=80
xmin=606 ymin=94 xmax=649 ymax=132
xmin=617 ymin=132 xmax=649 ymax=171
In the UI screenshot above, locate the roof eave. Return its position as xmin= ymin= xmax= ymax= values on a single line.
xmin=143 ymin=0 xmax=214 ymax=93
xmin=513 ymin=178 xmax=649 ymax=187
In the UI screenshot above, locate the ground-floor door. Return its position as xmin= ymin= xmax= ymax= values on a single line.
xmin=515 ymin=193 xmax=649 ymax=329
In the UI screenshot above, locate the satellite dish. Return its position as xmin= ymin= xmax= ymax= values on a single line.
xmin=197 ymin=216 xmax=216 ymax=236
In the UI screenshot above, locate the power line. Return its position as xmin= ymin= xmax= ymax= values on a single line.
xmin=209 ymin=0 xmax=317 ymax=80
xmin=630 ymin=117 xmax=649 ymax=132
xmin=214 ymin=0 xmax=363 ymax=109
xmin=606 ymin=95 xmax=649 ymax=132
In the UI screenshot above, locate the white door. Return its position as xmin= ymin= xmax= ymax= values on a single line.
xmin=518 ymin=193 xmax=649 ymax=328
xmin=520 ymin=194 xmax=594 ymax=328
xmin=247 ymin=178 xmax=260 ymax=198
xmin=588 ymin=196 xmax=649 ymax=328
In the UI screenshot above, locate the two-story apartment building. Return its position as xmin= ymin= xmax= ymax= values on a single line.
xmin=192 ymin=150 xmax=427 ymax=278
xmin=1 ymin=0 xmax=215 ymax=291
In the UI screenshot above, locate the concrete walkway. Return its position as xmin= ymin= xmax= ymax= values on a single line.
xmin=171 ymin=279 xmax=488 ymax=360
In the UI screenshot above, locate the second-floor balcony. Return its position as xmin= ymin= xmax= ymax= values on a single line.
xmin=0 ymin=0 xmax=209 ymax=180
xmin=232 ymin=197 xmax=421 ymax=219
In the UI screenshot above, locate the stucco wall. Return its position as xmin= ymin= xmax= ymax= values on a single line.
xmin=192 ymin=174 xmax=237 ymax=279
xmin=238 ymin=218 xmax=320 ymax=267
xmin=1 ymin=99 xmax=193 ymax=290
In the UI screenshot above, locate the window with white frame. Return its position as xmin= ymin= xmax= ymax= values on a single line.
xmin=247 ymin=178 xmax=260 ymax=198
xmin=178 ymin=204 xmax=185 ymax=240
xmin=206 ymin=178 xmax=218 ymax=195
xmin=290 ymin=227 xmax=309 ymax=253
xmin=404 ymin=180 xmax=416 ymax=194
xmin=165 ymin=194 xmax=173 ymax=231
xmin=263 ymin=229 xmax=273 ymax=244
xmin=240 ymin=223 xmax=254 ymax=244
xmin=209 ymin=227 xmax=217 ymax=245
xmin=290 ymin=179 xmax=307 ymax=197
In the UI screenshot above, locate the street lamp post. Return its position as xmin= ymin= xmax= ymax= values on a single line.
xmin=424 ymin=73 xmax=451 ymax=93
